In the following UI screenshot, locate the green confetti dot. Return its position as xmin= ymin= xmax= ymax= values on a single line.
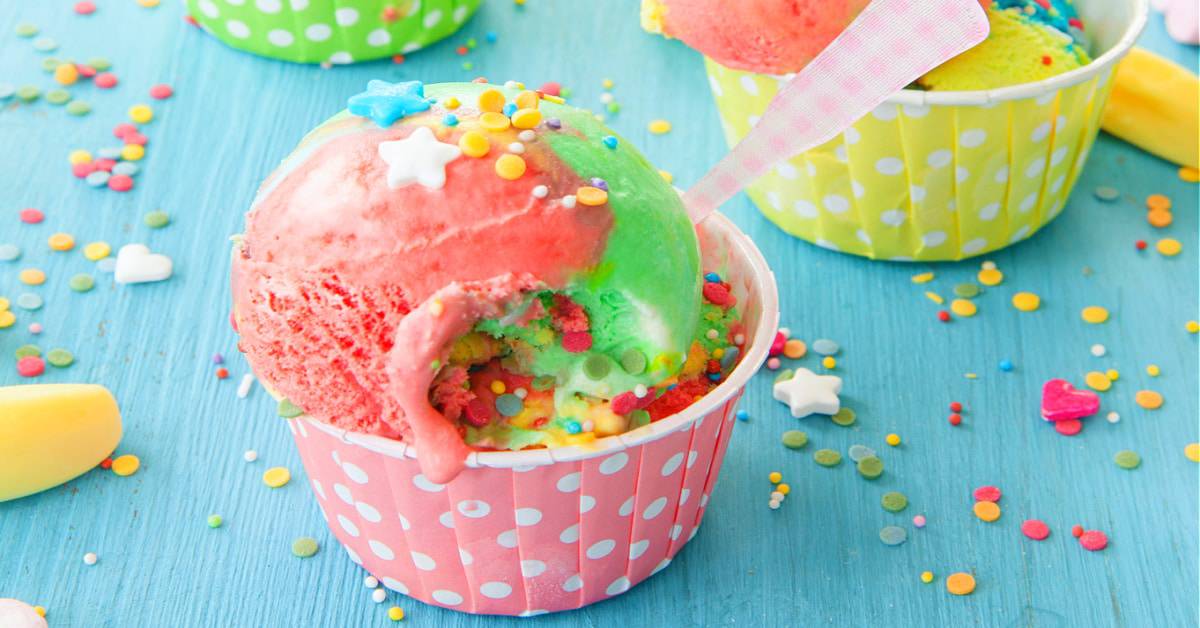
xmin=46 ymin=89 xmax=71 ymax=105
xmin=953 ymin=283 xmax=980 ymax=299
xmin=814 ymin=449 xmax=842 ymax=467
xmin=65 ymin=100 xmax=92 ymax=116
xmin=87 ymin=57 xmax=111 ymax=71
xmin=461 ymin=61 xmax=474 ymax=70
xmin=41 ymin=57 xmax=62 ymax=72
xmin=32 ymin=37 xmax=58 ymax=52
xmin=15 ymin=23 xmax=39 ymax=37
xmin=773 ymin=368 xmax=794 ymax=384
xmin=630 ymin=409 xmax=651 ymax=428
xmin=277 ymin=398 xmax=303 ymax=418
xmin=16 ymin=85 xmax=41 ymax=103
xmin=619 ymin=348 xmax=646 ymax=375
xmin=69 ymin=273 xmax=95 ymax=292
xmin=559 ymin=86 xmax=573 ymax=99
xmin=880 ymin=525 xmax=907 ymax=546
xmin=291 ymin=536 xmax=319 ymax=558
xmin=606 ymin=102 xmax=621 ymax=114
xmin=1114 ymin=450 xmax=1141 ymax=469
xmin=831 ymin=407 xmax=856 ymax=426
xmin=881 ymin=491 xmax=908 ymax=512
xmin=207 ymin=514 xmax=223 ymax=528
xmin=583 ymin=354 xmax=611 ymax=380
xmin=857 ymin=456 xmax=884 ymax=479
xmin=15 ymin=344 xmax=41 ymax=359
xmin=143 ymin=210 xmax=170 ymax=228
xmin=781 ymin=430 xmax=808 ymax=450
xmin=46 ymin=348 xmax=74 ymax=367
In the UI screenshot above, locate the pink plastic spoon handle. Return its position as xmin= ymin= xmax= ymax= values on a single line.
xmin=684 ymin=0 xmax=990 ymax=223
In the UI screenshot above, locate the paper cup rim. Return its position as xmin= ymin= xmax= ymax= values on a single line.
xmin=889 ymin=0 xmax=1148 ymax=106
xmin=300 ymin=211 xmax=779 ymax=469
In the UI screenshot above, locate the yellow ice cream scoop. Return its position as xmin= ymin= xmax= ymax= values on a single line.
xmin=0 ymin=384 xmax=122 ymax=502
xmin=1102 ymin=47 xmax=1199 ymax=169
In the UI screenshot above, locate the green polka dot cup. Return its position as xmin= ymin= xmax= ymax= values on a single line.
xmin=704 ymin=0 xmax=1147 ymax=261
xmin=187 ymin=0 xmax=481 ymax=64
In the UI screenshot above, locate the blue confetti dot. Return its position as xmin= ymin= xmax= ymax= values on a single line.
xmin=735 ymin=409 xmax=749 ymax=422
xmin=812 ymin=339 xmax=840 ymax=356
xmin=97 ymin=147 xmax=122 ymax=159
xmin=85 ymin=171 xmax=110 ymax=187
xmin=442 ymin=114 xmax=458 ymax=127
xmin=720 ymin=346 xmax=740 ymax=369
xmin=0 ymin=243 xmax=20 ymax=262
xmin=601 ymin=135 xmax=618 ymax=149
xmin=112 ymin=161 xmax=139 ymax=176
xmin=502 ymin=102 xmax=517 ymax=117
xmin=848 ymin=444 xmax=876 ymax=462
xmin=495 ymin=393 xmax=524 ymax=417
xmin=704 ymin=272 xmax=721 ymax=283
xmin=999 ymin=359 xmax=1013 ymax=372
xmin=564 ymin=420 xmax=582 ymax=434
xmin=879 ymin=526 xmax=907 ymax=546
xmin=16 ymin=292 xmax=43 ymax=311
xmin=707 ymin=373 xmax=721 ymax=382
xmin=96 ymin=257 xmax=116 ymax=273
xmin=485 ymin=32 xmax=497 ymax=43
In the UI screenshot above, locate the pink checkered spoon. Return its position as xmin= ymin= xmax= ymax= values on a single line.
xmin=685 ymin=0 xmax=990 ymax=223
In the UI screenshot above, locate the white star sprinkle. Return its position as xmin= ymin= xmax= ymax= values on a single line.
xmin=773 ymin=367 xmax=842 ymax=418
xmin=378 ymin=125 xmax=462 ymax=190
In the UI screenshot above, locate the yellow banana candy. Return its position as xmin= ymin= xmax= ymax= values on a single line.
xmin=0 ymin=384 xmax=122 ymax=502
xmin=1101 ymin=47 xmax=1199 ymax=169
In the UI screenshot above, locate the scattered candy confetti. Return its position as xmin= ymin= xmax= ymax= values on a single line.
xmin=1185 ymin=444 xmax=1199 ymax=462
xmin=1156 ymin=238 xmax=1182 ymax=256
xmin=781 ymin=430 xmax=807 ymax=449
xmin=920 ymin=571 xmax=934 ymax=583
xmin=856 ymin=456 xmax=884 ymax=480
xmin=1021 ymin=519 xmax=1050 ymax=540
xmin=1134 ymin=390 xmax=1163 ymax=409
xmin=291 ymin=537 xmax=319 ymax=558
xmin=885 ymin=433 xmax=901 ymax=447
xmin=207 ymin=514 xmax=223 ymax=528
xmin=1080 ymin=306 xmax=1109 ymax=324
xmin=1078 ymin=530 xmax=1108 ymax=551
xmin=814 ymin=449 xmax=842 ymax=467
xmin=879 ymin=526 xmax=907 ymax=546
xmin=973 ymin=501 xmax=1001 ymax=522
xmin=111 ymin=454 xmax=140 ymax=476
xmin=263 ymin=467 xmax=291 ymax=488
xmin=1113 ymin=450 xmax=1141 ymax=469
xmin=83 ymin=552 xmax=97 ymax=566
xmin=881 ymin=492 xmax=908 ymax=512
xmin=1012 ymin=292 xmax=1040 ymax=311
xmin=972 ymin=486 xmax=1001 ymax=502
xmin=946 ymin=572 xmax=976 ymax=595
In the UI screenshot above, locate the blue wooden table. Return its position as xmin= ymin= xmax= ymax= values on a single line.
xmin=1 ymin=2 xmax=1196 ymax=626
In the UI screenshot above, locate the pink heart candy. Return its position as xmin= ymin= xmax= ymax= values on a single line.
xmin=1041 ymin=379 xmax=1100 ymax=422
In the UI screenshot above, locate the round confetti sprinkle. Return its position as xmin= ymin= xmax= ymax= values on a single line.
xmin=0 ymin=244 xmax=20 ymax=261
xmin=143 ymin=210 xmax=170 ymax=228
xmin=15 ymin=23 xmax=38 ymax=37
xmin=1107 ymin=411 xmax=1120 ymax=423
xmin=913 ymin=515 xmax=926 ymax=528
xmin=207 ymin=514 xmax=223 ymax=528
xmin=149 ymin=84 xmax=173 ymax=99
xmin=781 ymin=430 xmax=807 ymax=449
xmin=19 ymin=268 xmax=46 ymax=285
xmin=1084 ymin=371 xmax=1111 ymax=392
xmin=1146 ymin=364 xmax=1160 ymax=377
xmin=946 ymin=572 xmax=976 ymax=595
xmin=920 ymin=571 xmax=934 ymax=583
xmin=1054 ymin=419 xmax=1082 ymax=436
xmin=885 ymin=433 xmax=901 ymax=446
xmin=16 ymin=293 xmax=43 ymax=310
xmin=244 ymin=450 xmax=258 ymax=462
xmin=46 ymin=89 xmax=70 ymax=105
xmin=1090 ymin=344 xmax=1106 ymax=357
xmin=495 ymin=393 xmax=523 ymax=417
xmin=972 ymin=486 xmax=1001 ymax=502
xmin=1081 ymin=306 xmax=1109 ymax=324
xmin=128 ymin=104 xmax=154 ymax=123
xmin=977 ymin=268 xmax=1003 ymax=286
xmin=48 ymin=233 xmax=75 ymax=251
xmin=847 ymin=444 xmax=875 ymax=462
xmin=82 ymin=552 xmax=97 ymax=565
xmin=950 ymin=299 xmax=977 ymax=317
xmin=856 ymin=456 xmax=884 ymax=480
xmin=16 ymin=85 xmax=41 ymax=102
xmin=1021 ymin=519 xmax=1050 ymax=540
xmin=648 ymin=119 xmax=671 ymax=134
xmin=1134 ymin=390 xmax=1163 ymax=410
xmin=1093 ymin=186 xmax=1119 ymax=201
xmin=1146 ymin=193 xmax=1172 ymax=212
xmin=495 ymin=154 xmax=526 ymax=180
xmin=768 ymin=471 xmax=782 ymax=484
xmin=32 ymin=37 xmax=59 ymax=52
xmin=1113 ymin=450 xmax=1141 ymax=469
xmin=1185 ymin=444 xmax=1199 ymax=462
xmin=998 ymin=359 xmax=1013 ymax=372
xmin=387 ymin=606 xmax=405 ymax=621
xmin=1071 ymin=525 xmax=1084 ymax=538
xmin=831 ymin=407 xmax=856 ymax=426
xmin=1180 ymin=166 xmax=1200 ymax=182
xmin=15 ymin=345 xmax=40 ymax=359
xmin=83 ymin=242 xmax=111 ymax=261
xmin=782 ymin=339 xmax=806 ymax=359
xmin=112 ymin=454 xmax=140 ymax=476
xmin=86 ymin=171 xmax=111 ymax=187
xmin=1187 ymin=321 xmax=1199 ymax=334
xmin=263 ymin=467 xmax=291 ymax=488
xmin=291 ymin=537 xmax=319 ymax=558
xmin=953 ymin=283 xmax=980 ymax=298
xmin=879 ymin=526 xmax=907 ymax=546
xmin=1079 ymin=530 xmax=1108 ymax=551
xmin=19 ymin=208 xmax=44 ymax=223
xmin=812 ymin=339 xmax=839 ymax=356
xmin=814 ymin=449 xmax=842 ymax=467
xmin=881 ymin=492 xmax=908 ymax=513
xmin=1147 ymin=210 xmax=1173 ymax=228
xmin=1156 ymin=238 xmax=1182 ymax=256
xmin=821 ymin=356 xmax=836 ymax=369
xmin=1012 ymin=292 xmax=1040 ymax=311
xmin=65 ymin=100 xmax=92 ymax=116
xmin=973 ymin=500 xmax=1001 ymax=522
xmin=46 ymin=348 xmax=74 ymax=367
xmin=0 ymin=311 xmax=15 ymax=329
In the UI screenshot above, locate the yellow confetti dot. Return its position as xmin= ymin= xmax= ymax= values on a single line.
xmin=514 ymin=90 xmax=539 ymax=110
xmin=1081 ymin=306 xmax=1109 ymax=324
xmin=1187 ymin=320 xmax=1199 ymax=334
xmin=511 ymin=108 xmax=542 ymax=129
xmin=658 ymin=169 xmax=673 ymax=183
xmin=68 ymin=149 xmax=92 ymax=165
xmin=477 ymin=89 xmax=505 ymax=113
xmin=920 ymin=571 xmax=934 ymax=584
xmin=263 ymin=466 xmax=291 ymax=488
xmin=1180 ymin=166 xmax=1200 ymax=183
xmin=480 ymin=111 xmax=511 ymax=132
xmin=950 ymin=299 xmax=977 ymax=318
xmin=19 ymin=268 xmax=46 ymax=286
xmin=443 ymin=97 xmax=460 ymax=110
xmin=1186 ymin=443 xmax=1200 ymax=462
xmin=783 ymin=339 xmax=806 ymax=359
xmin=128 ymin=104 xmax=153 ymax=124
xmin=1084 ymin=371 xmax=1111 ymax=392
xmin=121 ymin=144 xmax=146 ymax=161
xmin=886 ymin=433 xmax=901 ymax=447
xmin=768 ymin=471 xmax=782 ymax=484
xmin=1157 ymin=238 xmax=1182 ymax=256
xmin=1135 ymin=390 xmax=1163 ymax=410
xmin=911 ymin=272 xmax=934 ymax=284
xmin=458 ymin=131 xmax=489 ymax=158
xmin=777 ymin=483 xmax=791 ymax=495
xmin=648 ymin=119 xmax=672 ymax=135
xmin=83 ymin=241 xmax=111 ymax=261
xmin=48 ymin=233 xmax=75 ymax=251
xmin=54 ymin=63 xmax=79 ymax=86
xmin=0 ymin=311 xmax=15 ymax=329
xmin=1106 ymin=369 xmax=1119 ymax=381
xmin=387 ymin=606 xmax=405 ymax=621
xmin=946 ymin=572 xmax=976 ymax=595
xmin=137 ymin=0 xmax=161 ymax=6
xmin=924 ymin=291 xmax=944 ymax=305
xmin=602 ymin=78 xmax=614 ymax=89
xmin=1012 ymin=292 xmax=1040 ymax=312
xmin=977 ymin=268 xmax=1003 ymax=286
xmin=576 ymin=186 xmax=608 ymax=206
xmin=973 ymin=500 xmax=1001 ymax=522
xmin=112 ymin=454 xmax=140 ymax=476
xmin=1146 ymin=364 xmax=1160 ymax=377
xmin=822 ymin=356 xmax=836 ymax=369
xmin=0 ymin=297 xmax=9 ymax=311
xmin=489 ymin=380 xmax=506 ymax=395
xmin=494 ymin=154 xmax=526 ymax=180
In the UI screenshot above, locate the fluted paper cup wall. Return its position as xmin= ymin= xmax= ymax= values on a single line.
xmin=185 ymin=0 xmax=481 ymax=64
xmin=280 ymin=213 xmax=778 ymax=616
xmin=705 ymin=0 xmax=1147 ymax=261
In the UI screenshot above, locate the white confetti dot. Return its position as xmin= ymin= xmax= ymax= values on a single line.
xmin=368 ymin=539 xmax=395 ymax=560
xmin=875 ymin=157 xmax=904 ymax=175
xmin=243 ymin=450 xmax=257 ymax=462
xmin=480 ymin=581 xmax=512 ymax=599
xmin=586 ymin=539 xmax=616 ymax=559
xmin=1090 ymin=344 xmax=1106 ymax=357
xmin=1107 ymin=411 xmax=1120 ymax=423
xmin=521 ymin=559 xmax=547 ymax=577
xmin=225 ymin=20 xmax=250 ymax=39
xmin=515 ymin=507 xmax=543 ymax=526
xmin=337 ymin=514 xmax=360 ymax=537
xmin=371 ymin=588 xmax=386 ymax=604
xmin=83 ymin=552 xmax=97 ymax=565
xmin=305 ymin=23 xmax=331 ymax=41
xmin=431 ymin=589 xmax=463 ymax=606
xmin=410 ymin=551 xmax=436 ymax=571
xmin=959 ymin=129 xmax=987 ymax=148
xmin=643 ymin=496 xmax=668 ymax=520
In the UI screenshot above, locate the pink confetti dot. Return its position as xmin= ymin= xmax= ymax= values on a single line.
xmin=912 ymin=515 xmax=926 ymax=528
xmin=72 ymin=162 xmax=96 ymax=178
xmin=113 ymin=123 xmax=138 ymax=139
xmin=94 ymin=158 xmax=116 ymax=172
xmin=149 ymin=84 xmax=173 ymax=100
xmin=77 ymin=64 xmax=96 ymax=78
xmin=1079 ymin=530 xmax=1108 ymax=551
xmin=19 ymin=208 xmax=44 ymax=224
xmin=1021 ymin=519 xmax=1050 ymax=540
xmin=108 ymin=174 xmax=134 ymax=192
xmin=766 ymin=357 xmax=781 ymax=370
xmin=125 ymin=132 xmax=148 ymax=146
xmin=94 ymin=72 xmax=118 ymax=89
xmin=28 ymin=323 xmax=43 ymax=334
xmin=1054 ymin=419 xmax=1082 ymax=436
xmin=973 ymin=485 xmax=1001 ymax=502
xmin=17 ymin=356 xmax=45 ymax=378
xmin=74 ymin=1 xmax=96 ymax=14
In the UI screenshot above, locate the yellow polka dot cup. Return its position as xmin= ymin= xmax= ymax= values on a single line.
xmin=186 ymin=0 xmax=481 ymax=65
xmin=705 ymin=0 xmax=1147 ymax=261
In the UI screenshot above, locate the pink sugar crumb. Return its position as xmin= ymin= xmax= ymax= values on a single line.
xmin=550 ymin=293 xmax=589 ymax=333
xmin=430 ymin=365 xmax=474 ymax=421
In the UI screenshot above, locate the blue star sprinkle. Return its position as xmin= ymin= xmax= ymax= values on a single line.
xmin=347 ymin=80 xmax=433 ymax=128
